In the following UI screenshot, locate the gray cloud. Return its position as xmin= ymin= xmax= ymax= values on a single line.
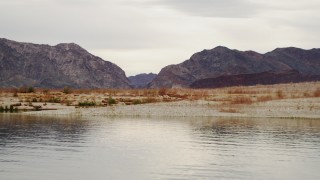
xmin=1 ymin=0 xmax=320 ymax=75
xmin=149 ymin=0 xmax=260 ymax=18
xmin=0 ymin=0 xmax=173 ymax=50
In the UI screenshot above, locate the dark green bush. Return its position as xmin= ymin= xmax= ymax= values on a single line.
xmin=0 ymin=106 xmax=18 ymax=113
xmin=9 ymin=105 xmax=14 ymax=113
xmin=108 ymin=97 xmax=116 ymax=105
xmin=28 ymin=86 xmax=35 ymax=93
xmin=133 ymin=99 xmax=142 ymax=105
xmin=19 ymin=86 xmax=35 ymax=93
xmin=48 ymin=97 xmax=61 ymax=103
xmin=78 ymin=101 xmax=96 ymax=106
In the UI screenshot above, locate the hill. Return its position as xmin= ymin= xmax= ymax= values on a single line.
xmin=0 ymin=38 xmax=131 ymax=88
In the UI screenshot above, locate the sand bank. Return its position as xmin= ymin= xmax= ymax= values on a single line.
xmin=22 ymin=98 xmax=320 ymax=119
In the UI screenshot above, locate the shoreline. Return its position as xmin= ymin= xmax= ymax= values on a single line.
xmin=20 ymin=98 xmax=320 ymax=119
xmin=1 ymin=82 xmax=320 ymax=119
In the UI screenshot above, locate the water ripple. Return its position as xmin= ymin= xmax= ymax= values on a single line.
xmin=0 ymin=116 xmax=320 ymax=180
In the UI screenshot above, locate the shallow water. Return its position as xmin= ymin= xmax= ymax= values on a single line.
xmin=0 ymin=115 xmax=320 ymax=180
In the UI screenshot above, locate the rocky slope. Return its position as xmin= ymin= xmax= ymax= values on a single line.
xmin=149 ymin=46 xmax=320 ymax=88
xmin=128 ymin=73 xmax=157 ymax=88
xmin=0 ymin=38 xmax=131 ymax=88
xmin=190 ymin=70 xmax=320 ymax=88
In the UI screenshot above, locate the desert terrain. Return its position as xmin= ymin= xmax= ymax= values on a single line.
xmin=1 ymin=82 xmax=320 ymax=119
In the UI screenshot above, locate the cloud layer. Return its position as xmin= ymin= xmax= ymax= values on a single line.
xmin=1 ymin=0 xmax=320 ymax=75
xmin=150 ymin=0 xmax=260 ymax=18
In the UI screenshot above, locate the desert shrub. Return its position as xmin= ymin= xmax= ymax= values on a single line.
xmin=65 ymin=100 xmax=72 ymax=106
xmin=108 ymin=97 xmax=116 ymax=105
xmin=28 ymin=86 xmax=35 ymax=93
xmin=230 ymin=96 xmax=253 ymax=104
xmin=78 ymin=101 xmax=96 ymax=106
xmin=219 ymin=108 xmax=239 ymax=113
xmin=42 ymin=89 xmax=49 ymax=94
xmin=48 ymin=97 xmax=61 ymax=103
xmin=141 ymin=89 xmax=158 ymax=97
xmin=19 ymin=86 xmax=35 ymax=93
xmin=63 ymin=86 xmax=72 ymax=94
xmin=314 ymin=88 xmax=320 ymax=97
xmin=276 ymin=90 xmax=284 ymax=99
xmin=133 ymin=99 xmax=142 ymax=105
xmin=303 ymin=92 xmax=311 ymax=97
xmin=228 ymin=88 xmax=245 ymax=94
xmin=9 ymin=105 xmax=14 ymax=112
xmin=108 ymin=90 xmax=117 ymax=96
xmin=18 ymin=86 xmax=28 ymax=93
xmin=158 ymin=88 xmax=167 ymax=96
xmin=33 ymin=106 xmax=42 ymax=111
xmin=12 ymin=88 xmax=18 ymax=97
xmin=144 ymin=97 xmax=157 ymax=103
xmin=4 ymin=106 xmax=9 ymax=112
xmin=0 ymin=106 xmax=18 ymax=113
xmin=257 ymin=95 xmax=273 ymax=102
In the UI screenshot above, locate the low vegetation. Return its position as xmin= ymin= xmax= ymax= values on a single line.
xmin=0 ymin=105 xmax=18 ymax=113
xmin=0 ymin=82 xmax=319 ymax=113
xmin=78 ymin=101 xmax=96 ymax=107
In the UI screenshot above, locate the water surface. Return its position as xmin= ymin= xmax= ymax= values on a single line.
xmin=0 ymin=114 xmax=320 ymax=180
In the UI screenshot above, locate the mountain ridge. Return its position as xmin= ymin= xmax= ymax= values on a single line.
xmin=1 ymin=37 xmax=319 ymax=89
xmin=149 ymin=46 xmax=320 ymax=88
xmin=128 ymin=73 xmax=157 ymax=88
xmin=0 ymin=38 xmax=131 ymax=88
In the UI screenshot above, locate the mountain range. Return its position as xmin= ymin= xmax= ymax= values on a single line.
xmin=128 ymin=73 xmax=157 ymax=88
xmin=1 ymin=38 xmax=320 ymax=89
xmin=149 ymin=46 xmax=320 ymax=88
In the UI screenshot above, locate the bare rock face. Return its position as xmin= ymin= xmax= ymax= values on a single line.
xmin=149 ymin=46 xmax=320 ymax=88
xmin=128 ymin=73 xmax=157 ymax=88
xmin=0 ymin=38 xmax=131 ymax=88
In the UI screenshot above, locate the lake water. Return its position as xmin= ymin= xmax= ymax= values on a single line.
xmin=0 ymin=115 xmax=320 ymax=180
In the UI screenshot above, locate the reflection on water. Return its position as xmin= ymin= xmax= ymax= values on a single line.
xmin=0 ymin=114 xmax=320 ymax=180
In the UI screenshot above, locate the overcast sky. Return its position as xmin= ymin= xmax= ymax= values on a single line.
xmin=1 ymin=0 xmax=320 ymax=76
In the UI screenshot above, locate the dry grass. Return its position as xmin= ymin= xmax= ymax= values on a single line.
xmin=314 ymin=88 xmax=320 ymax=97
xmin=219 ymin=108 xmax=239 ymax=113
xmin=227 ymin=88 xmax=258 ymax=95
xmin=276 ymin=90 xmax=285 ymax=99
xmin=229 ymin=96 xmax=253 ymax=105
xmin=256 ymin=95 xmax=273 ymax=102
xmin=1 ymin=82 xmax=319 ymax=109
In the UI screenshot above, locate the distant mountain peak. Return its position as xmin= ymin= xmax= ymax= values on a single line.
xmin=128 ymin=73 xmax=157 ymax=88
xmin=213 ymin=46 xmax=230 ymax=51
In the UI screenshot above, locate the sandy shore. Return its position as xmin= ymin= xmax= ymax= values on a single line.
xmin=1 ymin=82 xmax=320 ymax=119
xmin=22 ymin=98 xmax=320 ymax=119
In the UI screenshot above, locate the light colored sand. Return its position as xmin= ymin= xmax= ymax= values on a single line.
xmin=22 ymin=98 xmax=320 ymax=119
xmin=1 ymin=82 xmax=320 ymax=119
xmin=241 ymin=98 xmax=320 ymax=118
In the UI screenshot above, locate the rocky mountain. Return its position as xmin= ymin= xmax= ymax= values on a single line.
xmin=128 ymin=73 xmax=157 ymax=88
xmin=149 ymin=46 xmax=320 ymax=88
xmin=0 ymin=38 xmax=131 ymax=88
xmin=190 ymin=70 xmax=320 ymax=88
